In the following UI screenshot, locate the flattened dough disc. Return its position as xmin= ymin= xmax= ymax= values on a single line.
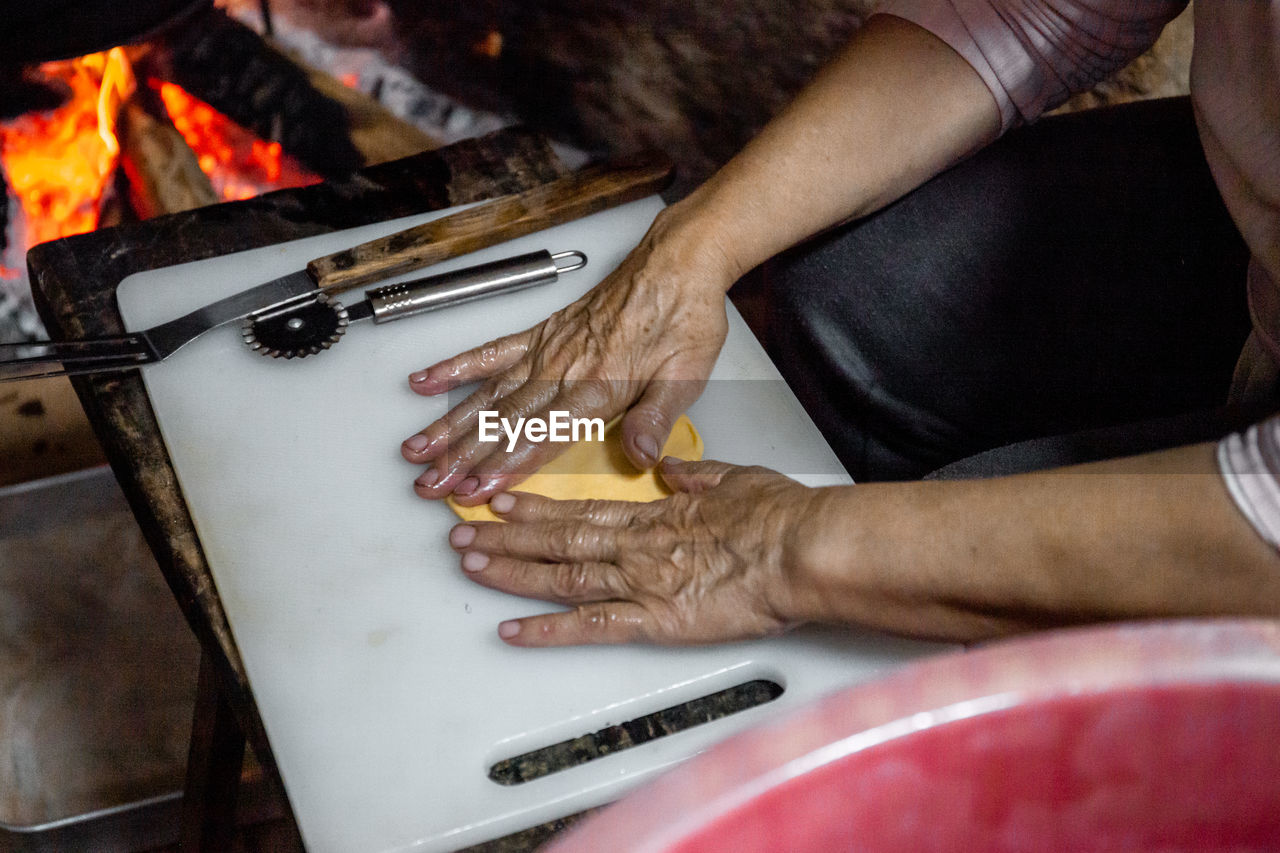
xmin=448 ymin=415 xmax=704 ymax=523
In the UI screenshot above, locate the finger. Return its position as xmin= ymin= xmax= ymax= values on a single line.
xmin=401 ymin=366 xmax=532 ymax=463
xmin=452 ymin=381 xmax=628 ymax=502
xmin=459 ymin=553 xmax=628 ymax=606
xmin=442 ymin=433 xmax=571 ymax=505
xmin=620 ymin=375 xmax=705 ymax=469
xmin=410 ymin=380 xmax=560 ymax=498
xmin=657 ymin=456 xmax=738 ymax=494
xmin=487 ymin=490 xmax=662 ymax=526
xmin=407 ymin=330 xmax=531 ymax=396
xmin=497 ymin=602 xmax=655 ymax=647
xmin=449 ymin=519 xmax=624 ymax=563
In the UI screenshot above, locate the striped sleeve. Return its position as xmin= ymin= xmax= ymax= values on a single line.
xmin=874 ymin=0 xmax=1187 ymax=130
xmin=1218 ymin=417 xmax=1280 ymax=549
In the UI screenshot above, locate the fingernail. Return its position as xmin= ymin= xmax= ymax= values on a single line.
xmin=409 ymin=370 xmax=431 ymax=384
xmin=498 ymin=620 xmax=521 ymax=639
xmin=449 ymin=524 xmax=476 ymax=548
xmin=403 ymin=434 xmax=430 ymax=453
xmin=462 ymin=551 xmax=489 ymax=572
xmin=490 ymin=492 xmax=516 ymax=514
xmin=635 ymin=434 xmax=659 ymax=464
xmin=454 ymin=477 xmax=479 ymax=496
xmin=416 ymin=468 xmax=440 ymax=488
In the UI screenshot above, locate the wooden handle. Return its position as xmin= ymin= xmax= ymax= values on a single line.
xmin=306 ymin=152 xmax=674 ymax=293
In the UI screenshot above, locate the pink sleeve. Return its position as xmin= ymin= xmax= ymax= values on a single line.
xmin=874 ymin=0 xmax=1187 ymax=130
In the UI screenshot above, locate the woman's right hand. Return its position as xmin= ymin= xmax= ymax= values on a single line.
xmin=400 ymin=202 xmax=741 ymax=505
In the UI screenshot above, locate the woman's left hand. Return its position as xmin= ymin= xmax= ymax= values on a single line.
xmin=447 ymin=457 xmax=820 ymax=645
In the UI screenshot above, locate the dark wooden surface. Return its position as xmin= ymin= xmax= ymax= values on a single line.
xmin=180 ymin=650 xmax=252 ymax=852
xmin=25 ymin=127 xmax=571 ymax=825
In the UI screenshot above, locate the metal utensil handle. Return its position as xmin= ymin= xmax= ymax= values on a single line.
xmin=366 ymin=250 xmax=587 ymax=324
xmin=0 ymin=335 xmax=156 ymax=383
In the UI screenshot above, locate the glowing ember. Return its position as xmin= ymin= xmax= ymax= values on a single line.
xmin=153 ymin=80 xmax=320 ymax=201
xmin=0 ymin=44 xmax=326 ymax=339
xmin=0 ymin=48 xmax=135 ymax=252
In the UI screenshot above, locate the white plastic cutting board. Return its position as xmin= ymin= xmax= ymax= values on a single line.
xmin=118 ymin=196 xmax=953 ymax=853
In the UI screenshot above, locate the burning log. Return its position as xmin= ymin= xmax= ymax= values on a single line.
xmin=149 ymin=77 xmax=323 ymax=201
xmin=149 ymin=6 xmax=365 ymax=176
xmin=118 ymin=84 xmax=219 ymax=218
xmin=295 ymin=57 xmax=439 ymax=166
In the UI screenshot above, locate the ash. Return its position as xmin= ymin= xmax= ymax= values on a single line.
xmin=225 ymin=4 xmax=512 ymax=146
xmin=223 ymin=4 xmax=588 ymax=167
xmin=0 ymin=185 xmax=43 ymax=342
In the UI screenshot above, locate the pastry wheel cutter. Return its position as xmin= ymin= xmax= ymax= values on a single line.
xmin=0 ymin=155 xmax=669 ymax=381
xmin=239 ymin=249 xmax=585 ymax=359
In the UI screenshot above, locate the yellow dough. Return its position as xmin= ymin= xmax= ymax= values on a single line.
xmin=447 ymin=415 xmax=703 ymax=523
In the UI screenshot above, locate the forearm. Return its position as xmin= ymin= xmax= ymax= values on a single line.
xmin=657 ymin=13 xmax=1001 ymax=287
xmin=789 ymin=443 xmax=1280 ymax=641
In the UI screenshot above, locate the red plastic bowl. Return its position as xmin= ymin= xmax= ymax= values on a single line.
xmin=547 ymin=620 xmax=1280 ymax=852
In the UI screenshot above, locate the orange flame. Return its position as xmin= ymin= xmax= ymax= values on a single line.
xmin=1 ymin=47 xmax=321 ymax=284
xmin=153 ymin=80 xmax=320 ymax=202
xmin=0 ymin=48 xmax=135 ymax=252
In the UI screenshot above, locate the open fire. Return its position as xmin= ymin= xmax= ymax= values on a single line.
xmin=0 ymin=49 xmax=134 ymax=275
xmin=0 ymin=43 xmax=321 ymax=336
xmin=153 ymin=80 xmax=320 ymax=202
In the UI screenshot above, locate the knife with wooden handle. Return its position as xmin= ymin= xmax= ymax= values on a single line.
xmin=0 ymin=153 xmax=674 ymax=381
xmin=309 ymin=151 xmax=673 ymax=293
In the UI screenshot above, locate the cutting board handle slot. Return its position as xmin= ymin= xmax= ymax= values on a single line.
xmin=487 ymin=678 xmax=784 ymax=786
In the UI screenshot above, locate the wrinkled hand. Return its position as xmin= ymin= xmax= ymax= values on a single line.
xmin=446 ymin=458 xmax=819 ymax=646
xmin=401 ymin=209 xmax=735 ymax=505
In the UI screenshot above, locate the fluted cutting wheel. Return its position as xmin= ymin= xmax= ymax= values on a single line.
xmin=241 ymin=293 xmax=349 ymax=359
